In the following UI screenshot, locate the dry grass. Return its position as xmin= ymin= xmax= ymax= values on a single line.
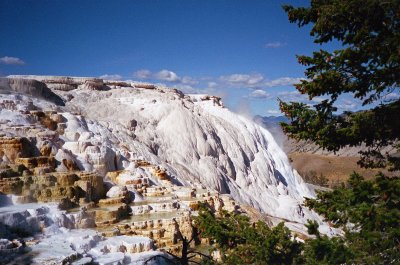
xmin=289 ymin=152 xmax=393 ymax=187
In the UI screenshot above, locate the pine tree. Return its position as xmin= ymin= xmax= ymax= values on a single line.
xmin=280 ymin=1 xmax=400 ymax=263
xmin=194 ymin=204 xmax=303 ymax=265
xmin=280 ymin=0 xmax=400 ymax=171
xmin=304 ymin=174 xmax=400 ymax=264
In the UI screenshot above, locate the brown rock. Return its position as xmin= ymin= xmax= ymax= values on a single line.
xmin=134 ymin=83 xmax=156 ymax=89
xmin=0 ymin=178 xmax=23 ymax=194
xmin=75 ymin=173 xmax=106 ymax=201
xmin=56 ymin=173 xmax=79 ymax=186
xmin=98 ymin=197 xmax=126 ymax=205
xmin=40 ymin=116 xmax=58 ymax=131
xmin=94 ymin=204 xmax=130 ymax=224
xmin=29 ymin=111 xmax=57 ymax=130
xmin=62 ymin=158 xmax=80 ymax=171
xmin=15 ymin=156 xmax=56 ymax=169
xmin=50 ymin=113 xmax=66 ymax=123
xmin=126 ymin=119 xmax=137 ymax=131
xmin=58 ymin=197 xmax=78 ymax=210
xmin=134 ymin=160 xmax=151 ymax=167
xmin=33 ymin=166 xmax=54 ymax=175
xmin=40 ymin=144 xmax=52 ymax=156
xmin=153 ymin=167 xmax=169 ymax=180
xmin=0 ymin=137 xmax=35 ymax=163
xmin=105 ymin=170 xmax=123 ymax=183
xmin=0 ymin=168 xmax=20 ymax=179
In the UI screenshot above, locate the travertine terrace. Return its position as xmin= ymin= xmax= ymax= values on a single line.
xmin=0 ymin=76 xmax=330 ymax=264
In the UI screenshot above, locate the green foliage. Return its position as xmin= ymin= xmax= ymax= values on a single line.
xmin=194 ymin=175 xmax=400 ymax=264
xmin=302 ymin=220 xmax=353 ymax=265
xmin=305 ymin=174 xmax=400 ymax=264
xmin=279 ymin=2 xmax=400 ymax=261
xmin=280 ymin=0 xmax=400 ymax=171
xmin=194 ymin=204 xmax=303 ymax=265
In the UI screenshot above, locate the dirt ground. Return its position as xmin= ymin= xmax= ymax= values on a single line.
xmin=289 ymin=152 xmax=392 ymax=187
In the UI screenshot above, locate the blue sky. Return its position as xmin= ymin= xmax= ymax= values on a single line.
xmin=0 ymin=0 xmax=364 ymax=116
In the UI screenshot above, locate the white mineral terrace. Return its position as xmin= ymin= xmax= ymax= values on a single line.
xmin=0 ymin=76 xmax=338 ymax=264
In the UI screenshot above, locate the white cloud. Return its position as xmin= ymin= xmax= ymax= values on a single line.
xmin=265 ymin=41 xmax=286 ymax=48
xmin=99 ymin=74 xmax=122 ymax=80
xmin=383 ymin=92 xmax=400 ymax=101
xmin=277 ymin=90 xmax=315 ymax=105
xmin=173 ymin=84 xmax=197 ymax=94
xmin=264 ymin=77 xmax=304 ymax=87
xmin=311 ymin=96 xmax=327 ymax=103
xmin=0 ymin=56 xmax=25 ymax=65
xmin=207 ymin=82 xmax=218 ymax=88
xmin=172 ymin=83 xmax=219 ymax=95
xmin=220 ymin=73 xmax=264 ymax=87
xmin=131 ymin=70 xmax=306 ymax=102
xmin=218 ymin=74 xmax=304 ymax=89
xmin=278 ymin=90 xmax=361 ymax=112
xmin=336 ymin=99 xmax=357 ymax=111
xmin=155 ymin=70 xmax=181 ymax=82
xmin=277 ymin=91 xmax=329 ymax=104
xmin=133 ymin=69 xmax=152 ymax=79
xmin=248 ymin=89 xmax=271 ymax=99
xmin=267 ymin=109 xmax=281 ymax=115
xmin=207 ymin=82 xmax=218 ymax=89
xmin=278 ymin=90 xmax=301 ymax=98
xmin=181 ymin=76 xmax=198 ymax=85
xmin=134 ymin=69 xmax=199 ymax=85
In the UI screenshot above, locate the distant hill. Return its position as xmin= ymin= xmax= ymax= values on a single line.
xmin=254 ymin=115 xmax=289 ymax=125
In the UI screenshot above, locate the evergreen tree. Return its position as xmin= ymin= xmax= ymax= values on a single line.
xmin=304 ymin=174 xmax=400 ymax=264
xmin=280 ymin=0 xmax=400 ymax=171
xmin=281 ymin=1 xmax=400 ymax=263
xmin=302 ymin=220 xmax=353 ymax=265
xmin=194 ymin=204 xmax=303 ymax=265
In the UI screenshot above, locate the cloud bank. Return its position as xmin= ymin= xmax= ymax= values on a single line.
xmin=220 ymin=73 xmax=264 ymax=87
xmin=99 ymin=74 xmax=122 ymax=80
xmin=0 ymin=56 xmax=25 ymax=65
xmin=133 ymin=69 xmax=198 ymax=86
xmin=248 ymin=89 xmax=271 ymax=99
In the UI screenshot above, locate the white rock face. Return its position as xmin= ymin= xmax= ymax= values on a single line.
xmin=0 ymin=75 xmax=341 ymax=263
xmin=0 ymin=202 xmax=161 ymax=264
xmin=107 ymin=186 xmax=128 ymax=198
xmin=0 ymin=203 xmax=50 ymax=235
xmin=89 ymin=235 xmax=154 ymax=255
xmin=1 ymin=76 xmax=318 ymax=223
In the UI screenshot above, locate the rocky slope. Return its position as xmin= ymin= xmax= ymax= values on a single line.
xmin=0 ymin=76 xmax=330 ymax=264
